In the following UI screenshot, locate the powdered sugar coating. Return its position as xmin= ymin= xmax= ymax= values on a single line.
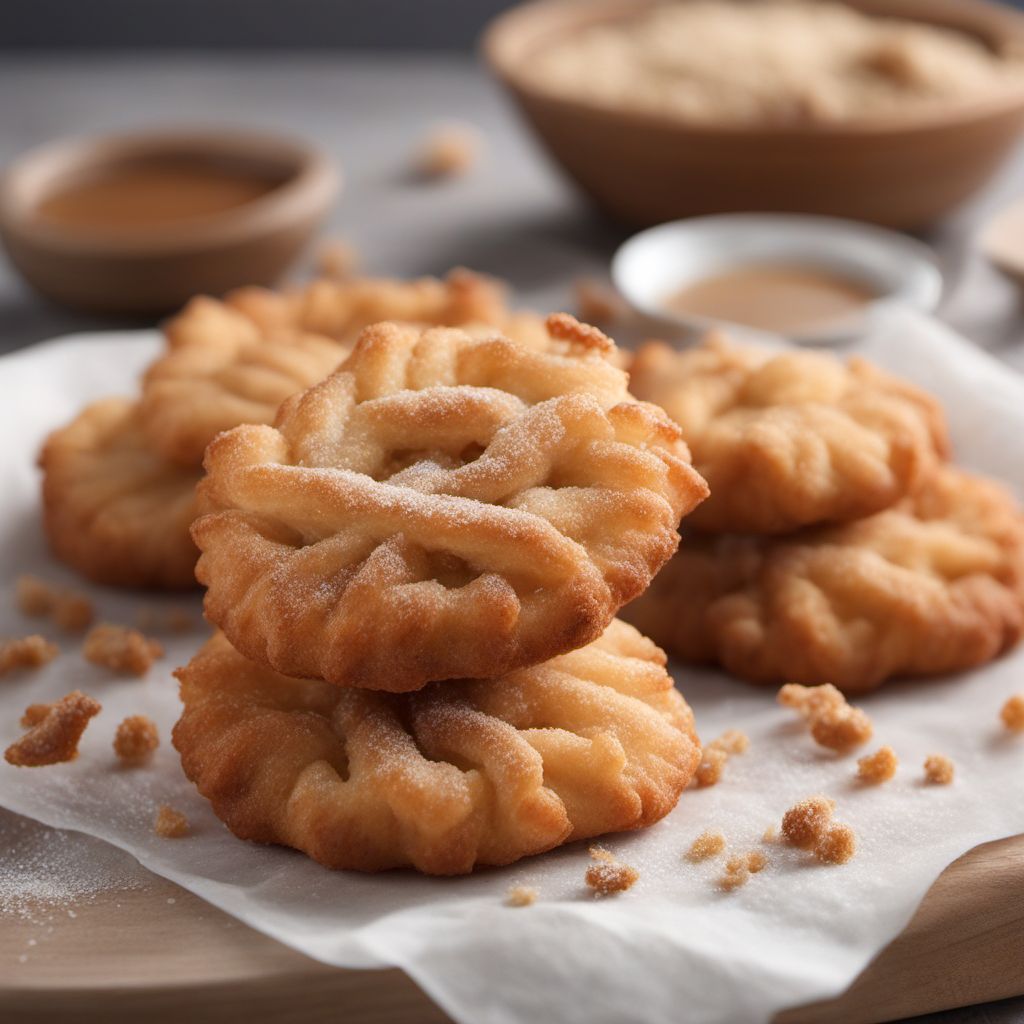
xmin=193 ymin=317 xmax=707 ymax=690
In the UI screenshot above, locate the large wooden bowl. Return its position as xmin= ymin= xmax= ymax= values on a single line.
xmin=482 ymin=0 xmax=1024 ymax=229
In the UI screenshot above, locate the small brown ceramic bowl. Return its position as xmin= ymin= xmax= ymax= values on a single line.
xmin=0 ymin=130 xmax=340 ymax=315
xmin=483 ymin=0 xmax=1024 ymax=229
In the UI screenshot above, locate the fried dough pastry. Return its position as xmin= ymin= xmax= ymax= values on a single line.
xmin=40 ymin=399 xmax=201 ymax=589
xmin=193 ymin=315 xmax=708 ymax=690
xmin=629 ymin=334 xmax=949 ymax=534
xmin=141 ymin=269 xmax=514 ymax=467
xmin=172 ymin=620 xmax=701 ymax=874
xmin=625 ymin=468 xmax=1024 ymax=691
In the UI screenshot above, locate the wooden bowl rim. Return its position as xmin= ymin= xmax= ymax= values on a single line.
xmin=482 ymin=0 xmax=1024 ymax=139
xmin=0 ymin=128 xmax=341 ymax=257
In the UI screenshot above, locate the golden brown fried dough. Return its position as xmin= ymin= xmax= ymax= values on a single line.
xmin=192 ymin=315 xmax=707 ymax=691
xmin=141 ymin=269 xmax=513 ymax=467
xmin=39 ymin=399 xmax=201 ymax=589
xmin=625 ymin=468 xmax=1024 ymax=691
xmin=629 ymin=334 xmax=949 ymax=534
xmin=173 ymin=621 xmax=700 ymax=875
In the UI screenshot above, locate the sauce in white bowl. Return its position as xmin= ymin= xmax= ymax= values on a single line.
xmin=612 ymin=213 xmax=943 ymax=344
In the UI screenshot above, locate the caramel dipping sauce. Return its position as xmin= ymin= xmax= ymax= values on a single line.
xmin=664 ymin=263 xmax=879 ymax=335
xmin=35 ymin=158 xmax=285 ymax=233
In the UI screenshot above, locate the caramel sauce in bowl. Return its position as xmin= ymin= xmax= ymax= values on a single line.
xmin=0 ymin=131 xmax=340 ymax=315
xmin=612 ymin=213 xmax=942 ymax=344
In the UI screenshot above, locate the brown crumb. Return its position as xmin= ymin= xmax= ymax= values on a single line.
xmin=113 ymin=715 xmax=160 ymax=766
xmin=708 ymin=728 xmax=750 ymax=756
xmin=779 ymin=682 xmax=872 ymax=752
xmin=923 ymin=754 xmax=955 ymax=785
xmin=857 ymin=745 xmax=898 ymax=784
xmin=686 ymin=830 xmax=726 ymax=862
xmin=5 ymin=691 xmax=101 ymax=767
xmin=746 ymin=850 xmax=768 ymax=873
xmin=813 ymin=823 xmax=857 ymax=865
xmin=316 ymin=238 xmax=359 ymax=280
xmin=762 ymin=825 xmax=777 ymax=844
xmin=717 ymin=855 xmax=750 ymax=891
xmin=585 ymin=845 xmax=639 ymax=897
xmin=781 ymin=796 xmax=836 ymax=850
xmin=83 ymin=624 xmax=163 ymax=676
xmin=0 ymin=635 xmax=59 ymax=675
xmin=695 ymin=746 xmax=727 ymax=788
xmin=414 ymin=122 xmax=480 ymax=179
xmin=15 ymin=575 xmax=93 ymax=631
xmin=154 ymin=805 xmax=190 ymax=838
xmin=15 ymin=575 xmax=53 ymax=617
xmin=20 ymin=702 xmax=53 ymax=728
xmin=505 ymin=885 xmax=538 ymax=907
xmin=52 ymin=592 xmax=94 ymax=631
xmin=574 ymin=278 xmax=624 ymax=326
xmin=1000 ymin=694 xmax=1024 ymax=733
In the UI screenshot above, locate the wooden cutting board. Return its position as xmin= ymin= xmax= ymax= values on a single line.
xmin=2 ymin=834 xmax=1022 ymax=1024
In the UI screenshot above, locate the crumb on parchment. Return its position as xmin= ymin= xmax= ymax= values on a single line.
xmin=20 ymin=702 xmax=53 ymax=728
xmin=83 ymin=624 xmax=163 ymax=676
xmin=923 ymin=754 xmax=955 ymax=785
xmin=687 ymin=830 xmax=726 ymax=862
xmin=585 ymin=845 xmax=639 ymax=897
xmin=746 ymin=850 xmax=768 ymax=873
xmin=813 ymin=823 xmax=856 ymax=865
xmin=505 ymin=885 xmax=538 ymax=908
xmin=16 ymin=574 xmax=94 ymax=631
xmin=717 ymin=855 xmax=750 ymax=892
xmin=781 ymin=796 xmax=836 ymax=850
xmin=694 ymin=728 xmax=750 ymax=788
xmin=1000 ymin=694 xmax=1024 ymax=733
xmin=778 ymin=682 xmax=872 ymax=752
xmin=113 ymin=715 xmax=160 ymax=766
xmin=0 ymin=635 xmax=59 ymax=675
xmin=154 ymin=806 xmax=190 ymax=838
xmin=5 ymin=691 xmax=101 ymax=767
xmin=857 ymin=745 xmax=898 ymax=784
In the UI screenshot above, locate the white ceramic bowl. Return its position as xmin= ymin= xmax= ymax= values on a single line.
xmin=611 ymin=213 xmax=943 ymax=344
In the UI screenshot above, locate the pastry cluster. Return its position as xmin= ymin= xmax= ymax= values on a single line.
xmin=624 ymin=333 xmax=1024 ymax=691
xmin=165 ymin=310 xmax=705 ymax=873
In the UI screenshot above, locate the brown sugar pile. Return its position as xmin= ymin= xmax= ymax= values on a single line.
xmin=923 ymin=754 xmax=955 ymax=785
xmin=83 ymin=624 xmax=163 ymax=676
xmin=585 ymin=846 xmax=639 ymax=897
xmin=505 ymin=885 xmax=538 ymax=908
xmin=1000 ymin=694 xmax=1024 ymax=733
xmin=414 ymin=122 xmax=480 ymax=179
xmin=780 ymin=795 xmax=856 ymax=865
xmin=5 ymin=691 xmax=101 ymax=767
xmin=857 ymin=745 xmax=898 ymax=784
xmin=113 ymin=715 xmax=160 ymax=766
xmin=0 ymin=635 xmax=59 ymax=675
xmin=695 ymin=728 xmax=750 ymax=787
xmin=687 ymin=830 xmax=726 ymax=862
xmin=778 ymin=683 xmax=872 ymax=752
xmin=154 ymin=806 xmax=190 ymax=838
xmin=716 ymin=850 xmax=768 ymax=892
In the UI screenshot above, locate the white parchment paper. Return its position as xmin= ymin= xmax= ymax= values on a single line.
xmin=0 ymin=309 xmax=1022 ymax=1024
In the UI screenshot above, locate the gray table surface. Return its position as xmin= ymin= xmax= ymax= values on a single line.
xmin=0 ymin=53 xmax=1022 ymax=1024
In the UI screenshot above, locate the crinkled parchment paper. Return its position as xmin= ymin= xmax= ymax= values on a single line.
xmin=0 ymin=309 xmax=1022 ymax=1024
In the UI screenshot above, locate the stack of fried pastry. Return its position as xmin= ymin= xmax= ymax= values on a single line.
xmin=159 ymin=313 xmax=708 ymax=874
xmin=625 ymin=333 xmax=1024 ymax=692
xmin=38 ymin=268 xmax=544 ymax=590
